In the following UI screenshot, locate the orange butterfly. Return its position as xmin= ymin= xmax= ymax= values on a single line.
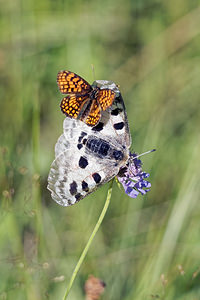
xmin=57 ymin=71 xmax=116 ymax=126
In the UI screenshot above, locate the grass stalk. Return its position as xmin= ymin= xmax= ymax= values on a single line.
xmin=62 ymin=179 xmax=114 ymax=300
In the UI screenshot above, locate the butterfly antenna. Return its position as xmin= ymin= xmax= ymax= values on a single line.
xmin=133 ymin=149 xmax=156 ymax=160
xmin=91 ymin=64 xmax=96 ymax=81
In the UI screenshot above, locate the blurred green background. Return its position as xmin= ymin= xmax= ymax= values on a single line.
xmin=1 ymin=0 xmax=200 ymax=299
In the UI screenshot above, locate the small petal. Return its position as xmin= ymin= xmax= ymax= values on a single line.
xmin=126 ymin=187 xmax=139 ymax=198
xmin=117 ymin=152 xmax=152 ymax=198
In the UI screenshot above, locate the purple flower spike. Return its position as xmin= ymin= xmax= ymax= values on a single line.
xmin=117 ymin=152 xmax=151 ymax=198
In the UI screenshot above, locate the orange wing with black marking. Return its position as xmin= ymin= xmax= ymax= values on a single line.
xmin=60 ymin=95 xmax=89 ymax=119
xmin=57 ymin=71 xmax=92 ymax=95
xmin=83 ymin=100 xmax=101 ymax=127
xmin=97 ymin=89 xmax=115 ymax=111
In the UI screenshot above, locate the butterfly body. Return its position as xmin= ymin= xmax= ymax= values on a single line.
xmin=57 ymin=71 xmax=116 ymax=126
xmin=48 ymin=80 xmax=131 ymax=206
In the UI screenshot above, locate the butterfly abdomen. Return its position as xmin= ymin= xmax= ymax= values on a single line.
xmin=85 ymin=136 xmax=124 ymax=161
xmin=86 ymin=138 xmax=110 ymax=156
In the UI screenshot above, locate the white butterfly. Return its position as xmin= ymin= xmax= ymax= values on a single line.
xmin=47 ymin=80 xmax=131 ymax=206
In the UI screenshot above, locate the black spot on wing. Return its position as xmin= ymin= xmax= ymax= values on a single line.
xmin=92 ymin=122 xmax=104 ymax=132
xmin=75 ymin=193 xmax=82 ymax=201
xmin=111 ymin=108 xmax=119 ymax=116
xmin=70 ymin=181 xmax=77 ymax=195
xmin=68 ymin=199 xmax=72 ymax=205
xmin=114 ymin=122 xmax=124 ymax=130
xmin=77 ymin=143 xmax=83 ymax=150
xmin=79 ymin=156 xmax=88 ymax=169
xmin=92 ymin=173 xmax=101 ymax=183
xmin=82 ymin=180 xmax=89 ymax=192
xmin=78 ymin=131 xmax=87 ymax=142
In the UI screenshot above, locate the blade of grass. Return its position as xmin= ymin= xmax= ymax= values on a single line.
xmin=62 ymin=179 xmax=114 ymax=300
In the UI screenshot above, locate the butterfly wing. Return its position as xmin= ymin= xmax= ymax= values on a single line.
xmin=79 ymin=89 xmax=116 ymax=127
xmin=48 ymin=81 xmax=131 ymax=206
xmin=91 ymin=79 xmax=131 ymax=148
xmin=60 ymin=95 xmax=89 ymax=119
xmin=47 ymin=120 xmax=125 ymax=206
xmin=57 ymin=70 xmax=92 ymax=95
xmin=97 ymin=89 xmax=115 ymax=111
xmin=81 ymin=99 xmax=101 ymax=127
xmin=92 ymin=89 xmax=131 ymax=150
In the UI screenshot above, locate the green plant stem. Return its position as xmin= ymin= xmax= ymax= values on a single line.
xmin=62 ymin=179 xmax=114 ymax=300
